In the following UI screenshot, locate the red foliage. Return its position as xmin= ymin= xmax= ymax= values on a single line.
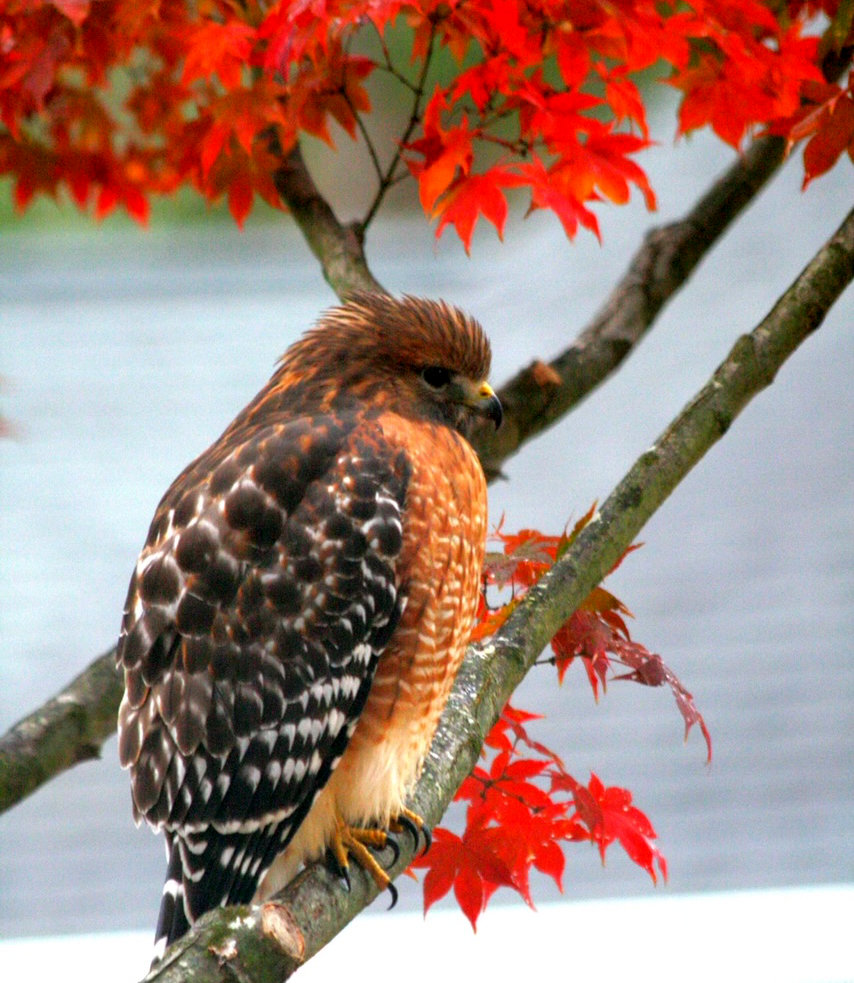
xmin=410 ymin=700 xmax=669 ymax=928
xmin=1 ymin=0 xmax=848 ymax=236
xmin=410 ymin=514 xmax=706 ymax=927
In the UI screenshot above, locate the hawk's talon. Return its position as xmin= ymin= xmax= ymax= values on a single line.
xmin=389 ymin=806 xmax=430 ymax=855
xmin=391 ymin=812 xmax=420 ymax=849
xmin=383 ymin=832 xmax=401 ymax=867
xmin=386 ymin=880 xmax=399 ymax=910
xmin=330 ymin=814 xmax=392 ymax=893
xmin=324 ymin=847 xmax=352 ymax=891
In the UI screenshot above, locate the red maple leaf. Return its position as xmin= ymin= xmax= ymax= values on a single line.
xmin=288 ymin=44 xmax=374 ymax=146
xmin=411 ymin=698 xmax=668 ymax=927
xmin=409 ymin=826 xmax=516 ymax=929
xmin=550 ymin=588 xmax=712 ymax=760
xmin=777 ymin=76 xmax=854 ymax=185
xmin=180 ymin=21 xmax=256 ymax=89
xmin=518 ymin=155 xmax=601 ymax=240
xmin=802 ymin=90 xmax=854 ymax=183
xmin=433 ymin=168 xmax=523 ymax=252
xmin=50 ymin=0 xmax=90 ymax=27
xmin=557 ymin=772 xmax=668 ymax=883
xmin=405 ymin=90 xmax=474 ymax=213
xmin=610 ymin=638 xmax=713 ymax=762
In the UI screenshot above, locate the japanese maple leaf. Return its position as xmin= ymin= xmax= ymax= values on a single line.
xmin=405 ymin=92 xmax=475 ymax=214
xmin=518 ymin=155 xmax=601 ymax=240
xmin=466 ymin=797 xmax=576 ymax=907
xmin=432 ymin=168 xmax=522 ymax=252
xmin=50 ymin=0 xmax=90 ymax=27
xmin=600 ymin=68 xmax=650 ymax=138
xmin=552 ymin=608 xmax=614 ymax=694
xmin=409 ymin=826 xmax=516 ymax=930
xmin=560 ymin=772 xmax=668 ymax=883
xmin=610 ymin=638 xmax=712 ymax=762
xmin=482 ymin=704 xmax=545 ymax=754
xmin=559 ymin=130 xmax=657 ymax=209
xmin=181 ymin=21 xmax=256 ymax=89
xmin=780 ymin=78 xmax=854 ymax=186
xmin=486 ymin=526 xmax=565 ymax=589
xmin=197 ymin=85 xmax=290 ymax=179
xmin=550 ymin=584 xmax=632 ymax=691
xmin=289 ymin=46 xmax=374 ymax=146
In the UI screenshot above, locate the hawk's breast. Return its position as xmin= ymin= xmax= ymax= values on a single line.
xmin=314 ymin=412 xmax=487 ymax=817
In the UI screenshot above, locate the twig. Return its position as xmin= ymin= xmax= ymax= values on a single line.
xmin=361 ymin=24 xmax=437 ymax=231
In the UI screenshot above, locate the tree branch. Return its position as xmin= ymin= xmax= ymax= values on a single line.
xmin=271 ymin=142 xmax=386 ymax=299
xmin=138 ymin=207 xmax=854 ymax=983
xmin=471 ymin=134 xmax=788 ymax=478
xmin=0 ymin=647 xmax=122 ymax=815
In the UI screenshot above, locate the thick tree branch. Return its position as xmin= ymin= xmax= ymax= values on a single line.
xmin=0 ymin=647 xmax=122 ymax=815
xmin=138 ymin=207 xmax=854 ymax=983
xmin=471 ymin=135 xmax=787 ymax=478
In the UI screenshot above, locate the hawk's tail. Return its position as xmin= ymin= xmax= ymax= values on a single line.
xmin=152 ymin=837 xmax=190 ymax=963
xmin=151 ymin=823 xmax=293 ymax=963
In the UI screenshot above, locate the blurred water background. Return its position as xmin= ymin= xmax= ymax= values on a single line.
xmin=1 ymin=118 xmax=852 ymax=947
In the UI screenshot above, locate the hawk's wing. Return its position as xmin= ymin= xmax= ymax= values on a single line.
xmin=117 ymin=412 xmax=411 ymax=946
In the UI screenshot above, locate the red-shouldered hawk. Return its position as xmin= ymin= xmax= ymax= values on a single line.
xmin=116 ymin=294 xmax=501 ymax=957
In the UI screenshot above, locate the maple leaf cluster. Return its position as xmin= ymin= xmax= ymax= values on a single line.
xmin=408 ymin=513 xmax=709 ymax=928
xmin=1 ymin=0 xmax=851 ymax=241
xmin=409 ymin=704 xmax=668 ymax=929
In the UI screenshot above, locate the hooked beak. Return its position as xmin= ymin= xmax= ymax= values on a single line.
xmin=474 ymin=381 xmax=503 ymax=430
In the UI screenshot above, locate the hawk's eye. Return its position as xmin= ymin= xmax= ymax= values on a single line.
xmin=420 ymin=365 xmax=452 ymax=389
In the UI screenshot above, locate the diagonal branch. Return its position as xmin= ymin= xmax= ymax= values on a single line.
xmin=139 ymin=206 xmax=854 ymax=983
xmin=471 ymin=135 xmax=788 ymax=478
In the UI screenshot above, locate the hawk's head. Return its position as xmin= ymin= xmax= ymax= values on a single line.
xmin=273 ymin=293 xmax=502 ymax=436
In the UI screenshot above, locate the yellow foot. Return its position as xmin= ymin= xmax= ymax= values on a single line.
xmin=328 ymin=807 xmax=430 ymax=894
xmin=329 ymin=814 xmax=393 ymax=890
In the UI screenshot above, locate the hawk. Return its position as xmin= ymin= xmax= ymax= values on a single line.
xmin=116 ymin=294 xmax=502 ymax=957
